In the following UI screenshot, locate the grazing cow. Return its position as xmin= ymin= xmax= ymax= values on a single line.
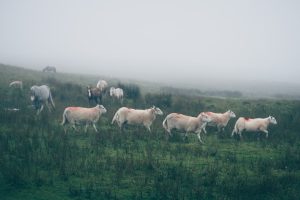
xmin=202 ymin=110 xmax=236 ymax=133
xmin=96 ymin=80 xmax=108 ymax=93
xmin=42 ymin=66 xmax=56 ymax=73
xmin=110 ymin=87 xmax=124 ymax=104
xmin=162 ymin=112 xmax=211 ymax=143
xmin=111 ymin=106 xmax=163 ymax=132
xmin=231 ymin=116 xmax=277 ymax=139
xmin=61 ymin=104 xmax=107 ymax=133
xmin=87 ymin=85 xmax=103 ymax=104
xmin=30 ymin=85 xmax=55 ymax=114
xmin=9 ymin=80 xmax=23 ymax=90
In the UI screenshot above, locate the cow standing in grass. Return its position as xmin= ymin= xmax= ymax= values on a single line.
xmin=111 ymin=106 xmax=163 ymax=132
xmin=30 ymin=85 xmax=55 ymax=114
xmin=9 ymin=80 xmax=23 ymax=90
xmin=231 ymin=116 xmax=277 ymax=139
xmin=96 ymin=80 xmax=108 ymax=93
xmin=87 ymin=85 xmax=103 ymax=104
xmin=61 ymin=104 xmax=107 ymax=133
xmin=162 ymin=112 xmax=211 ymax=143
xmin=110 ymin=87 xmax=124 ymax=104
xmin=202 ymin=110 xmax=236 ymax=133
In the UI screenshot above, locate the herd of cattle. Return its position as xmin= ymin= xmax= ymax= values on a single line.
xmin=8 ymin=79 xmax=277 ymax=143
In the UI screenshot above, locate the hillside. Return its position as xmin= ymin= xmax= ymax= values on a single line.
xmin=0 ymin=64 xmax=300 ymax=199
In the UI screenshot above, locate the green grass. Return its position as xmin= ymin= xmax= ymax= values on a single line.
xmin=0 ymin=64 xmax=300 ymax=199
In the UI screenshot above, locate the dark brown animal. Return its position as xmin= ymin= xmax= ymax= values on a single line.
xmin=87 ymin=86 xmax=103 ymax=104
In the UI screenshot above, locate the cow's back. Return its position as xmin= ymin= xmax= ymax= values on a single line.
xmin=126 ymin=109 xmax=146 ymax=124
xmin=167 ymin=113 xmax=194 ymax=131
xmin=65 ymin=107 xmax=99 ymax=124
xmin=33 ymin=85 xmax=50 ymax=101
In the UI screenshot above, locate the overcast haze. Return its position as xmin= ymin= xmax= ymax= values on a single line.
xmin=1 ymin=0 xmax=300 ymax=88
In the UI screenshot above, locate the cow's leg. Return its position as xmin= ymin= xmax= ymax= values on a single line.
xmin=46 ymin=101 xmax=51 ymax=111
xmin=71 ymin=122 xmax=78 ymax=132
xmin=72 ymin=125 xmax=78 ymax=131
xmin=238 ymin=130 xmax=243 ymax=140
xmin=85 ymin=124 xmax=89 ymax=133
xmin=197 ymin=132 xmax=204 ymax=144
xmin=217 ymin=125 xmax=221 ymax=132
xmin=37 ymin=104 xmax=44 ymax=115
xmin=120 ymin=123 xmax=124 ymax=133
xmin=202 ymin=126 xmax=207 ymax=134
xmin=167 ymin=128 xmax=172 ymax=136
xmin=184 ymin=132 xmax=189 ymax=141
xmin=146 ymin=125 xmax=151 ymax=133
xmin=231 ymin=129 xmax=235 ymax=137
xmin=62 ymin=124 xmax=68 ymax=134
xmin=92 ymin=123 xmax=98 ymax=132
xmin=262 ymin=129 xmax=269 ymax=138
xmin=222 ymin=127 xmax=225 ymax=132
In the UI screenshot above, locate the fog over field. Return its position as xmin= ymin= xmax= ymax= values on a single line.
xmin=1 ymin=0 xmax=300 ymax=96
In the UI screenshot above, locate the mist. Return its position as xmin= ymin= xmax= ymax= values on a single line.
xmin=1 ymin=0 xmax=300 ymax=94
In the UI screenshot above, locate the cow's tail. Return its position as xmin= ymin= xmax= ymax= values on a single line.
xmin=111 ymin=110 xmax=119 ymax=125
xmin=231 ymin=122 xmax=238 ymax=137
xmin=162 ymin=117 xmax=169 ymax=131
xmin=49 ymin=90 xmax=55 ymax=109
xmin=61 ymin=109 xmax=68 ymax=126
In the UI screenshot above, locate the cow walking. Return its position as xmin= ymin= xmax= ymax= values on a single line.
xmin=61 ymin=104 xmax=107 ymax=133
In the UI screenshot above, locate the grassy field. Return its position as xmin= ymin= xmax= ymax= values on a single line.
xmin=0 ymin=64 xmax=300 ymax=199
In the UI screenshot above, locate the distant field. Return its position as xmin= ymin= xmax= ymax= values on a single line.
xmin=0 ymin=64 xmax=300 ymax=199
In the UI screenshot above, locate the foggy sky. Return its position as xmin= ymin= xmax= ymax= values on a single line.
xmin=1 ymin=0 xmax=300 ymax=85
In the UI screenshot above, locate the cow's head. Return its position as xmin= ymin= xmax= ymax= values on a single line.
xmin=97 ymin=104 xmax=107 ymax=114
xmin=30 ymin=86 xmax=37 ymax=101
xmin=227 ymin=110 xmax=236 ymax=118
xmin=152 ymin=106 xmax=163 ymax=115
xmin=268 ymin=116 xmax=277 ymax=125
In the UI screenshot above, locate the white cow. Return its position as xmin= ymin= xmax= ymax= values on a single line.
xmin=110 ymin=87 xmax=124 ymax=103
xmin=162 ymin=112 xmax=211 ymax=143
xmin=202 ymin=110 xmax=236 ymax=133
xmin=96 ymin=80 xmax=108 ymax=92
xmin=231 ymin=116 xmax=277 ymax=139
xmin=111 ymin=106 xmax=163 ymax=132
xmin=30 ymin=85 xmax=55 ymax=115
xmin=61 ymin=104 xmax=107 ymax=133
xmin=9 ymin=80 xmax=23 ymax=90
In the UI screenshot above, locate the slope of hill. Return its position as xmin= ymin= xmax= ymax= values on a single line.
xmin=0 ymin=64 xmax=300 ymax=200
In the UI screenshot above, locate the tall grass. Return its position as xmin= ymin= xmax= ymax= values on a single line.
xmin=0 ymin=64 xmax=300 ymax=199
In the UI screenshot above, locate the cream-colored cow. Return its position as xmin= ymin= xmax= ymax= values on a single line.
xmin=61 ymin=104 xmax=107 ymax=133
xmin=162 ymin=112 xmax=211 ymax=143
xmin=111 ymin=106 xmax=163 ymax=132
xmin=96 ymin=80 xmax=108 ymax=92
xmin=202 ymin=110 xmax=236 ymax=133
xmin=110 ymin=87 xmax=124 ymax=103
xmin=232 ymin=116 xmax=277 ymax=139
